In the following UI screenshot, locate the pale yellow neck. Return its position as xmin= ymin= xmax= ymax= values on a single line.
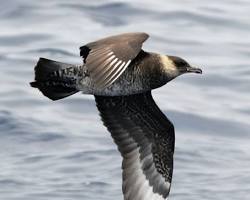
xmin=158 ymin=55 xmax=179 ymax=77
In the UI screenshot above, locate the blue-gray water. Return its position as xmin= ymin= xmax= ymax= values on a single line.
xmin=0 ymin=0 xmax=250 ymax=199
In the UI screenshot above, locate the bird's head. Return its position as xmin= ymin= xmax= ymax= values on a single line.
xmin=160 ymin=55 xmax=202 ymax=81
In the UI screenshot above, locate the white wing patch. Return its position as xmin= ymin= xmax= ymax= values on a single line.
xmin=123 ymin=147 xmax=166 ymax=200
xmin=115 ymin=60 xmax=131 ymax=80
xmin=85 ymin=49 xmax=133 ymax=88
xmin=91 ymin=55 xmax=116 ymax=79
xmin=104 ymin=60 xmax=131 ymax=87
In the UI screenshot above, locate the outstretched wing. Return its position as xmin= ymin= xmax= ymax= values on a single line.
xmin=80 ymin=32 xmax=149 ymax=88
xmin=95 ymin=92 xmax=175 ymax=200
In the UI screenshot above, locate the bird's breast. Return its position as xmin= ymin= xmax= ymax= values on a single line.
xmin=93 ymin=66 xmax=150 ymax=96
xmin=93 ymin=64 xmax=166 ymax=96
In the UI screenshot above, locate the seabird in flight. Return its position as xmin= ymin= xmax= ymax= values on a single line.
xmin=30 ymin=32 xmax=202 ymax=200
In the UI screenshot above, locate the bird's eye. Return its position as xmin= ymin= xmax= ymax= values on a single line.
xmin=181 ymin=61 xmax=187 ymax=66
xmin=178 ymin=61 xmax=185 ymax=66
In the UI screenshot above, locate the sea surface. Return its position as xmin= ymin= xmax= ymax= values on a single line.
xmin=0 ymin=0 xmax=250 ymax=199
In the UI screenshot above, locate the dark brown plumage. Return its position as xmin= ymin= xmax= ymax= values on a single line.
xmin=80 ymin=32 xmax=149 ymax=88
xmin=95 ymin=92 xmax=174 ymax=199
xmin=30 ymin=32 xmax=202 ymax=200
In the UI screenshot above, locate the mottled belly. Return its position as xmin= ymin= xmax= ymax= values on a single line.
xmin=76 ymin=71 xmax=150 ymax=96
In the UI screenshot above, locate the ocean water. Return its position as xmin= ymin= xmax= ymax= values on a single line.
xmin=0 ymin=0 xmax=250 ymax=199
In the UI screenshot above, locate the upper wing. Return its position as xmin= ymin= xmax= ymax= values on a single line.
xmin=80 ymin=32 xmax=149 ymax=88
xmin=95 ymin=92 xmax=175 ymax=200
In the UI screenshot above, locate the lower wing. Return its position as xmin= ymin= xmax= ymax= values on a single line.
xmin=95 ymin=92 xmax=175 ymax=200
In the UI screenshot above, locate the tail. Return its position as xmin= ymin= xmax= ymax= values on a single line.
xmin=30 ymin=58 xmax=79 ymax=101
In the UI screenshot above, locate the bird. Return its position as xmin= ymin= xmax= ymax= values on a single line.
xmin=30 ymin=32 xmax=202 ymax=200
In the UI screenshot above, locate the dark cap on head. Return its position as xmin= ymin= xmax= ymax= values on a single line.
xmin=168 ymin=56 xmax=202 ymax=74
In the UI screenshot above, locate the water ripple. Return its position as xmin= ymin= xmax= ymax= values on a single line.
xmin=1 ymin=0 xmax=249 ymax=200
